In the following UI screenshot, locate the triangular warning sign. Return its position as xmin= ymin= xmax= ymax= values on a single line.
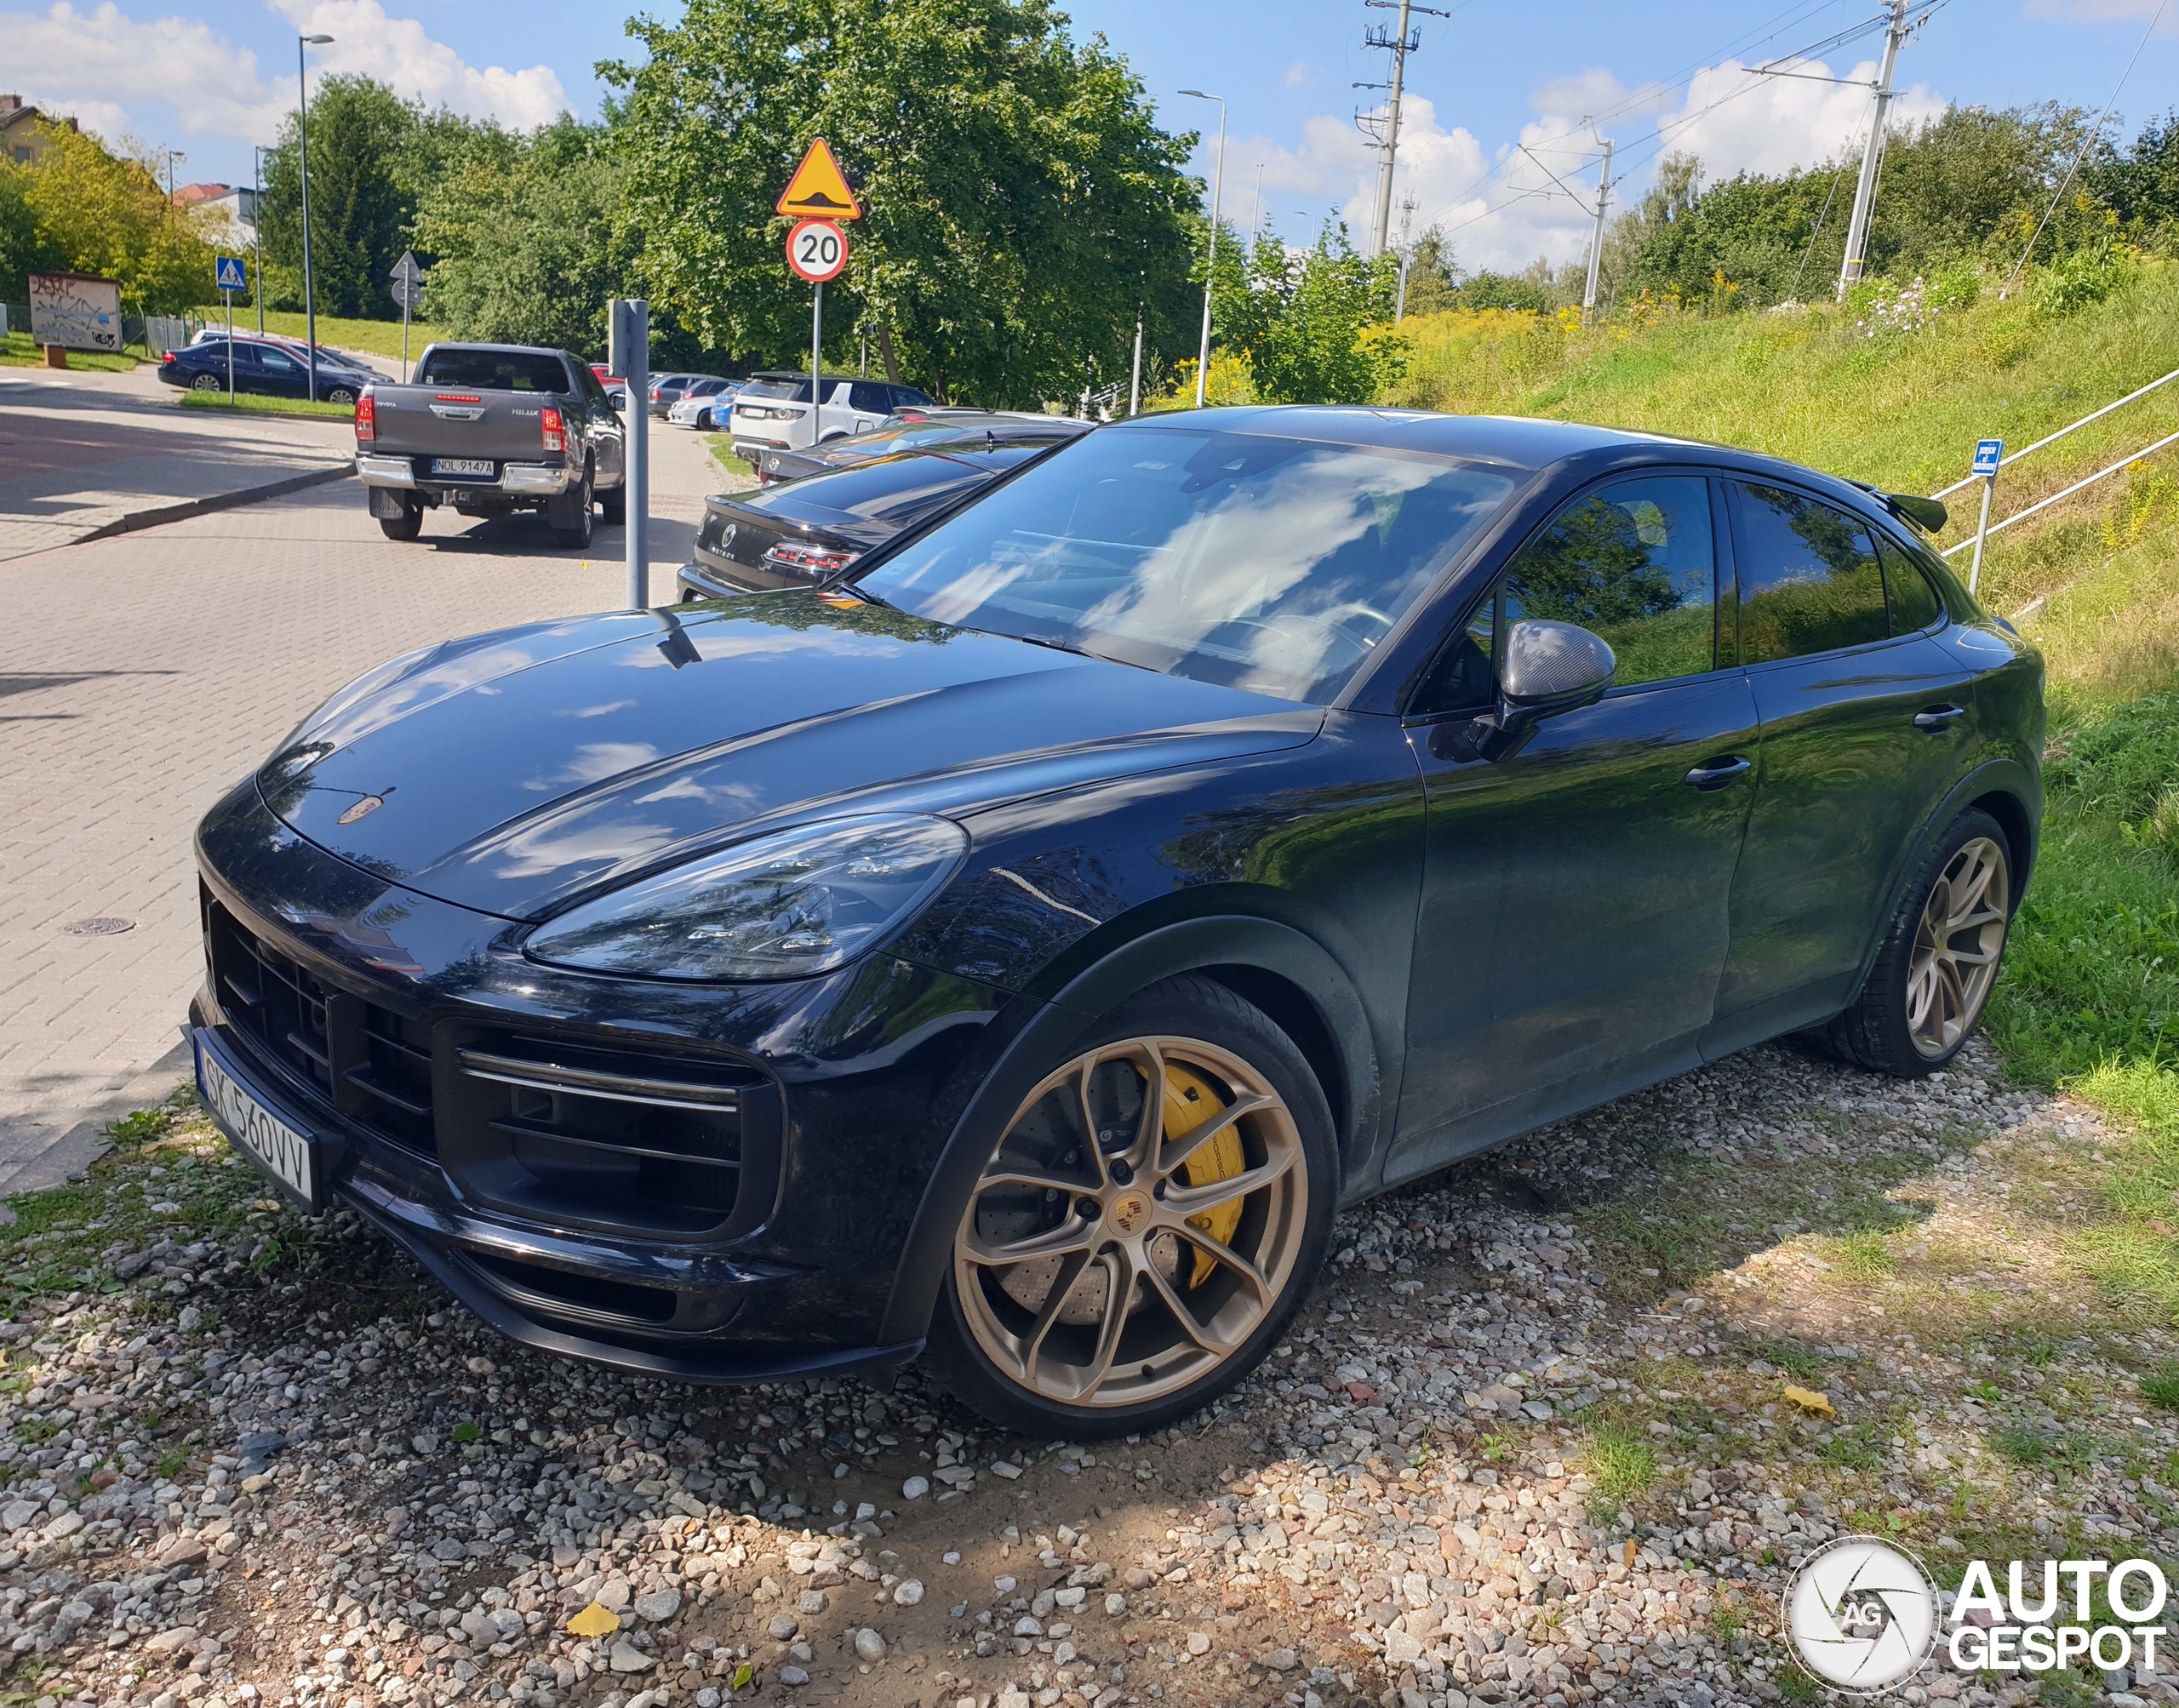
xmin=776 ymin=138 xmax=861 ymax=220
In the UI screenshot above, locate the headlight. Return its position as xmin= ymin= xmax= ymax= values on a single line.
xmin=523 ymin=814 xmax=968 ymax=981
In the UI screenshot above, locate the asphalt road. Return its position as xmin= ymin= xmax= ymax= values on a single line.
xmin=0 ymin=403 xmax=738 ymax=1202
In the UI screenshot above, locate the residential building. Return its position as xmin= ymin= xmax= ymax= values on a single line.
xmin=1 ymin=94 xmax=77 ymax=166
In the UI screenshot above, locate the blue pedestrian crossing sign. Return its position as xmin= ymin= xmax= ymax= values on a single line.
xmin=214 ymin=254 xmax=248 ymax=293
xmin=1972 ymin=437 xmax=2003 ymax=477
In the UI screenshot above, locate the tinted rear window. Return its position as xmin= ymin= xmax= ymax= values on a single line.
xmin=741 ymin=376 xmax=813 ymax=402
xmin=415 ymin=349 xmax=570 ymax=392
xmin=742 ymin=452 xmax=988 ymax=523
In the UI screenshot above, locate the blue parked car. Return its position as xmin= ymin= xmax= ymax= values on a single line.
xmin=157 ymin=338 xmax=388 ymax=404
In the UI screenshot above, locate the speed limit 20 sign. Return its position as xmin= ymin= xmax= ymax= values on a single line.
xmin=786 ymin=220 xmax=848 ymax=283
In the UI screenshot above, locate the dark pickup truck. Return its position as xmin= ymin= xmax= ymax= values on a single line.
xmin=353 ymin=343 xmax=626 ymax=545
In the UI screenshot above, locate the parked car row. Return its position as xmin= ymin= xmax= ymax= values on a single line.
xmin=729 ymin=372 xmax=935 ymax=462
xmin=752 ymin=408 xmax=1086 ymax=483
xmin=159 ymin=335 xmax=391 ymax=404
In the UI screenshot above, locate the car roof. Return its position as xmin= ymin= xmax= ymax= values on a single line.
xmin=1107 ymin=404 xmax=1896 ymax=514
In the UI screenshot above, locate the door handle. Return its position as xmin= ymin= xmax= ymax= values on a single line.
xmin=1913 ymin=704 xmax=1967 ymax=731
xmin=1684 ymin=755 xmax=1752 ymax=791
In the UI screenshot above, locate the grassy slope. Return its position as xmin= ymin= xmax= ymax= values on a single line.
xmin=191 ymin=307 xmax=448 ymax=366
xmin=1399 ymin=266 xmax=2179 ymax=1322
xmin=0 ymin=329 xmax=140 ymax=370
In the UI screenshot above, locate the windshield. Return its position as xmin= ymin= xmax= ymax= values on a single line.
xmin=855 ymin=426 xmax=1518 ymax=704
xmin=416 ymin=349 xmax=569 ymax=392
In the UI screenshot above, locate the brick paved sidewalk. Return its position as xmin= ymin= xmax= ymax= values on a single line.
xmin=0 ymin=367 xmax=357 ymax=561
xmin=0 ymin=420 xmax=735 ymax=1202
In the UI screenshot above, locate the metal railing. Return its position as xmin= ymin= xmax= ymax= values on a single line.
xmin=1935 ymin=363 xmax=2179 ymax=578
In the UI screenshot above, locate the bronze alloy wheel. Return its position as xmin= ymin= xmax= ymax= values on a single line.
xmin=952 ymin=1034 xmax=1309 ymax=1410
xmin=1905 ymin=834 xmax=2010 ymax=1059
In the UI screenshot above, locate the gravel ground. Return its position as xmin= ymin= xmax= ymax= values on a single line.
xmin=3 ymin=1039 xmax=2176 ymax=1708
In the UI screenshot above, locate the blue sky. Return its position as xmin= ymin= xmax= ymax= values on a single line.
xmin=9 ymin=0 xmax=2176 ymax=272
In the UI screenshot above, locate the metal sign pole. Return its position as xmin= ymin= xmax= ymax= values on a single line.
xmin=1969 ymin=474 xmax=1996 ymax=595
xmin=615 ymin=299 xmax=651 ymax=609
xmin=1130 ymin=317 xmax=1143 ymax=417
xmin=226 ymin=288 xmax=234 ymax=400
xmin=402 ymin=294 xmax=410 ymax=383
xmin=811 ymin=282 xmax=824 ymax=448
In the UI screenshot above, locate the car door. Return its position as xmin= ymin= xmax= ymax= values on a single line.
xmin=575 ymin=363 xmax=625 ymax=487
xmin=1701 ymin=479 xmax=1976 ymax=1054
xmin=253 ymin=344 xmax=306 ymax=397
xmin=1391 ymin=471 xmax=1761 ymax=1174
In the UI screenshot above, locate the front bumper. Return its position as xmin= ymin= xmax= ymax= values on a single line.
xmin=192 ymin=780 xmax=1014 ymax=1385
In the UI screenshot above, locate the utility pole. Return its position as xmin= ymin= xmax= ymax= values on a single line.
xmin=1393 ymin=194 xmax=1416 ymax=324
xmin=298 ymin=31 xmax=334 ymax=403
xmin=1581 ymin=138 xmax=1615 ymax=326
xmin=252 ymin=145 xmax=266 ymax=334
xmin=1130 ymin=315 xmax=1143 ymax=417
xmin=1836 ymin=0 xmax=1911 ymax=300
xmin=1358 ymin=0 xmax=1452 ymax=259
xmin=1179 ymin=89 xmax=1226 ymax=409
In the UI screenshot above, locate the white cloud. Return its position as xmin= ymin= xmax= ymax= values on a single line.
xmin=1235 ymin=54 xmax=1953 ymax=277
xmin=270 ymin=0 xmax=569 ymax=129
xmin=3 ymin=0 xmax=569 ymax=154
xmin=1283 ymin=61 xmax=1308 ymax=89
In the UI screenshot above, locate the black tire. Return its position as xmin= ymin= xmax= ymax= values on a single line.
xmin=922 ymin=973 xmax=1337 ymax=1438
xmin=1818 ymin=808 xmax=2014 ymax=1076
xmin=598 ymin=482 xmax=626 ymax=525
xmin=378 ymin=505 xmax=423 ymax=541
xmin=549 ymin=466 xmax=594 ymax=549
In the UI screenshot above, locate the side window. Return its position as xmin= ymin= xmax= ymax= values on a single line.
xmin=890 ymin=386 xmax=934 ymax=408
xmin=1730 ymin=482 xmax=1889 ymax=662
xmin=257 ymin=346 xmax=297 ymax=372
xmin=1873 ymin=532 xmax=1943 ymax=633
xmin=1502 ymin=476 xmax=1719 ymax=686
xmin=850 ymin=380 xmax=894 ymax=414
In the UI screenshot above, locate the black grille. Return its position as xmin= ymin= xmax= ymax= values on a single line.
xmin=203 ymin=894 xmax=436 ymax=1154
xmin=465 ymin=1252 xmax=678 ymax=1327
xmin=442 ymin=1031 xmax=765 ymax=1236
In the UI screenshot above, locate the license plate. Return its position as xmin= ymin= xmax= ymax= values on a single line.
xmin=432 ymin=457 xmax=495 ymax=478
xmin=195 ymin=1034 xmax=319 ymax=1211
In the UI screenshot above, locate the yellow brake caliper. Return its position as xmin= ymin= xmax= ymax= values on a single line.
xmin=1162 ymin=1065 xmax=1244 ymax=1286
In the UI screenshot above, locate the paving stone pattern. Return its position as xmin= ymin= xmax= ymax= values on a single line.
xmin=0 ymin=424 xmax=729 ymax=1198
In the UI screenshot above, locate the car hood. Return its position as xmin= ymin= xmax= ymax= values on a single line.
xmin=259 ymin=593 xmax=1322 ymax=921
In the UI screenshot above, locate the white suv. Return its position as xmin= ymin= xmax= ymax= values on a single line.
xmin=729 ymin=372 xmax=934 ymax=462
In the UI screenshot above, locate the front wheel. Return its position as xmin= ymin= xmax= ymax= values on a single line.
xmin=324 ymin=386 xmax=357 ymax=407
xmin=1821 ymin=808 xmax=2013 ymax=1075
xmin=189 ymin=374 xmax=221 ymax=391
xmin=923 ymin=974 xmax=1334 ymax=1437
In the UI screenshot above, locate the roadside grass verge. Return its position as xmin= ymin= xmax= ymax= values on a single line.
xmin=192 ymin=307 xmax=446 ymax=366
xmin=1 ymin=329 xmax=140 ymax=371
xmin=706 ymin=434 xmax=758 ymax=484
xmin=178 ymin=391 xmax=354 ymax=419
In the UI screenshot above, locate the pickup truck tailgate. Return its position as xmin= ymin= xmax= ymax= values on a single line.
xmin=369 ymin=386 xmax=555 ymax=463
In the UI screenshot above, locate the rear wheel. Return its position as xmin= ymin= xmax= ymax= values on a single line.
xmin=189 ymin=374 xmax=221 ymax=391
xmin=1820 ymin=808 xmax=2013 ymax=1075
xmin=924 ymin=974 xmax=1334 ymax=1437
xmin=377 ymin=503 xmax=423 ymax=541
xmin=549 ymin=466 xmax=594 ymax=548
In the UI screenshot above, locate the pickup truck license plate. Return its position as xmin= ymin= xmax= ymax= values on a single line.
xmin=195 ymin=1034 xmax=318 ymax=1210
xmin=431 ymin=457 xmax=495 ymax=478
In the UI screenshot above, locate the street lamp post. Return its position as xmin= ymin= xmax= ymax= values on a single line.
xmin=252 ymin=146 xmax=267 ymax=334
xmin=298 ymin=32 xmax=333 ymax=403
xmin=164 ymin=150 xmax=186 ymax=212
xmin=1179 ymin=89 xmax=1226 ymax=411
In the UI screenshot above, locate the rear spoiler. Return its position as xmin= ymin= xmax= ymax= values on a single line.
xmin=1848 ymin=478 xmax=1947 ymax=534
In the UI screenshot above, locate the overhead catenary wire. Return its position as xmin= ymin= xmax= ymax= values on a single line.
xmin=2000 ymin=0 xmax=2171 ymax=294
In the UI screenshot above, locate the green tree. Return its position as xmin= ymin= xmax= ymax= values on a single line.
xmin=415 ymin=119 xmax=633 ymax=353
xmin=1454 ymin=270 xmax=1551 ymax=313
xmin=260 ymin=77 xmax=497 ymax=317
xmin=603 ymin=0 xmax=1199 ymax=405
xmin=1398 ymin=226 xmax=1460 ymax=317
xmin=7 ymin=121 xmax=215 ymax=312
xmin=1244 ymin=220 xmax=1403 ymax=403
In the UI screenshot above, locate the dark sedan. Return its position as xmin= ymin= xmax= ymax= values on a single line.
xmin=189 ymin=408 xmax=2042 ymax=1436
xmin=676 ymin=441 xmax=1064 ymax=598
xmin=754 ymin=410 xmax=1090 ymax=484
xmin=157 ymin=338 xmax=386 ymax=404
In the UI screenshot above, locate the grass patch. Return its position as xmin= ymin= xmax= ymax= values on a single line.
xmin=706 ymin=436 xmax=759 ymax=483
xmin=1815 ymin=1228 xmax=1897 ymax=1282
xmin=178 ymin=391 xmax=354 ymax=419
xmin=191 ymin=307 xmax=445 ymax=366
xmin=1582 ymin=1417 xmax=1658 ymax=1509
xmin=2 ymin=329 xmax=141 ymax=371
xmin=2141 ymin=1362 xmax=2179 ymax=1408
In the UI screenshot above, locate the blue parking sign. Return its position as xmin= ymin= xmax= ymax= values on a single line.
xmin=1971 ymin=437 xmax=2003 ymax=477
xmin=214 ymin=254 xmax=248 ymax=293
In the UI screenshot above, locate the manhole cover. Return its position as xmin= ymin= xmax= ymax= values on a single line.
xmin=62 ymin=917 xmax=135 ymax=936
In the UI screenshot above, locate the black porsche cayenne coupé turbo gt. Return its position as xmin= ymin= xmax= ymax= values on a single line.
xmin=191 ymin=407 xmax=2043 ymax=1436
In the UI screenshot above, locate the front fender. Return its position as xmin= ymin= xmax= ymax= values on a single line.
xmin=876 ymin=913 xmax=1379 ymax=1348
